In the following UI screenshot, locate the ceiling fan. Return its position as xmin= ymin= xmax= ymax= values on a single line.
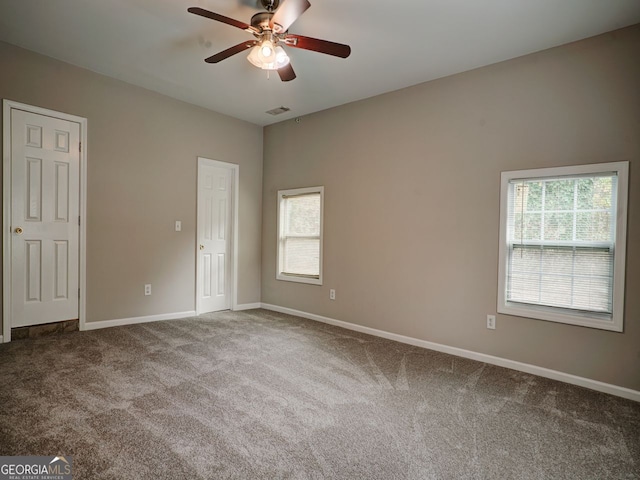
xmin=188 ymin=0 xmax=351 ymax=82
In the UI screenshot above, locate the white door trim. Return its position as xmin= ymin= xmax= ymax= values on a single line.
xmin=195 ymin=157 xmax=239 ymax=314
xmin=2 ymin=100 xmax=88 ymax=342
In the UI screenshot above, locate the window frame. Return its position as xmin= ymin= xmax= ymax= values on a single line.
xmin=276 ymin=186 xmax=324 ymax=285
xmin=497 ymin=162 xmax=629 ymax=332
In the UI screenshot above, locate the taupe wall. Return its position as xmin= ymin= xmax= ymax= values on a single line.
xmin=1 ymin=41 xmax=263 ymax=326
xmin=262 ymin=26 xmax=640 ymax=390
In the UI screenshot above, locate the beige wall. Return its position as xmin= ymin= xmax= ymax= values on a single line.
xmin=1 ymin=41 xmax=263 ymax=326
xmin=2 ymin=26 xmax=638 ymax=390
xmin=262 ymin=26 xmax=640 ymax=390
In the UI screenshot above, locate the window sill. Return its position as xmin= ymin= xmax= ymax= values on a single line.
xmin=276 ymin=273 xmax=322 ymax=286
xmin=497 ymin=302 xmax=622 ymax=332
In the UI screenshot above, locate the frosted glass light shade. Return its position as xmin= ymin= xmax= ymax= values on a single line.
xmin=247 ymin=45 xmax=290 ymax=70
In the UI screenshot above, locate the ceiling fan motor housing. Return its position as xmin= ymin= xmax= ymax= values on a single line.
xmin=251 ymin=11 xmax=275 ymax=30
xmin=251 ymin=11 xmax=289 ymax=35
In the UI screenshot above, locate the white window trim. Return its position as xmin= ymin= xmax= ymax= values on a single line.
xmin=497 ymin=161 xmax=629 ymax=332
xmin=277 ymin=186 xmax=324 ymax=285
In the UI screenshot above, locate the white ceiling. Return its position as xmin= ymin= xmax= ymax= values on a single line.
xmin=1 ymin=0 xmax=639 ymax=126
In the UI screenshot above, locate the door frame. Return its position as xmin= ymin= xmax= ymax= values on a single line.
xmin=2 ymin=100 xmax=88 ymax=342
xmin=195 ymin=157 xmax=239 ymax=314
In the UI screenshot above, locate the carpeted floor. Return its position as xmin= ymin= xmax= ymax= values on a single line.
xmin=0 ymin=309 xmax=638 ymax=479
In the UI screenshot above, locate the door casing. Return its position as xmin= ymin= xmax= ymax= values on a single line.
xmin=2 ymin=100 xmax=88 ymax=342
xmin=195 ymin=157 xmax=239 ymax=314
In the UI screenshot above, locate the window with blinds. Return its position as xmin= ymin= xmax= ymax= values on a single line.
xmin=498 ymin=162 xmax=628 ymax=332
xmin=277 ymin=186 xmax=323 ymax=285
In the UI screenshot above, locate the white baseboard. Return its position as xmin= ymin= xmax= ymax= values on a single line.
xmin=83 ymin=311 xmax=196 ymax=331
xmin=234 ymin=303 xmax=262 ymax=311
xmin=260 ymin=303 xmax=640 ymax=403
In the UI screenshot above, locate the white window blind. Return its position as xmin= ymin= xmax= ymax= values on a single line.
xmin=277 ymin=187 xmax=323 ymax=285
xmin=506 ymin=174 xmax=617 ymax=314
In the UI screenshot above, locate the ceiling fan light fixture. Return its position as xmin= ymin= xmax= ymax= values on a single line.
xmin=247 ymin=44 xmax=289 ymax=70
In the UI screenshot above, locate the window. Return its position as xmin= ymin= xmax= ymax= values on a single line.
xmin=498 ymin=162 xmax=628 ymax=331
xmin=277 ymin=186 xmax=323 ymax=285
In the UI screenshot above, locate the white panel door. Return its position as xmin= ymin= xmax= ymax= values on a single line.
xmin=197 ymin=161 xmax=231 ymax=313
xmin=10 ymin=110 xmax=80 ymax=327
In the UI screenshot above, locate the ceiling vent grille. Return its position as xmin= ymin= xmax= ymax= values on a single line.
xmin=266 ymin=106 xmax=290 ymax=115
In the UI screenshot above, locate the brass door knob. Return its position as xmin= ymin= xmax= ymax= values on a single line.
xmin=199 ymin=244 xmax=205 ymax=250
xmin=14 ymin=227 xmax=23 ymax=235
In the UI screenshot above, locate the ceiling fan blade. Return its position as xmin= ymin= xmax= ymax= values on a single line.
xmin=284 ymin=34 xmax=351 ymax=58
xmin=188 ymin=7 xmax=258 ymax=33
xmin=270 ymin=0 xmax=311 ymax=33
xmin=205 ymin=41 xmax=258 ymax=63
xmin=277 ymin=63 xmax=296 ymax=82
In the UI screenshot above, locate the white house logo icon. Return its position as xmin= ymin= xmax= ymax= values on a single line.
xmin=47 ymin=455 xmax=72 ymax=477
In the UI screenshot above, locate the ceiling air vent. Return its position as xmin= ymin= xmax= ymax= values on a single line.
xmin=266 ymin=106 xmax=290 ymax=115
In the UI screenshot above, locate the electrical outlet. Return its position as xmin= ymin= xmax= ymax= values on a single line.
xmin=175 ymin=220 xmax=182 ymax=232
xmin=145 ymin=284 xmax=152 ymax=296
xmin=487 ymin=315 xmax=496 ymax=330
xmin=329 ymin=289 xmax=336 ymax=300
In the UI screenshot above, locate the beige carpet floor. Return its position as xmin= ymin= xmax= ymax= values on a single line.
xmin=0 ymin=309 xmax=638 ymax=479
